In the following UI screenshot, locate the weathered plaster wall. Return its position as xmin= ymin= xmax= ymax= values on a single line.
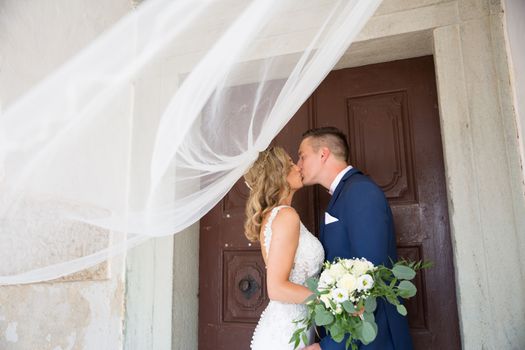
xmin=171 ymin=225 xmax=199 ymax=350
xmin=0 ymin=1 xmax=132 ymax=349
xmin=0 ymin=278 xmax=125 ymax=349
xmin=503 ymin=0 xmax=525 ymax=195
xmin=433 ymin=11 xmax=525 ymax=349
xmin=0 ymin=0 xmax=131 ymax=107
xmin=123 ymin=48 xmax=180 ymax=349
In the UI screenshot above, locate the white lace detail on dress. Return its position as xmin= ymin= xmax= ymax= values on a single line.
xmin=251 ymin=205 xmax=325 ymax=350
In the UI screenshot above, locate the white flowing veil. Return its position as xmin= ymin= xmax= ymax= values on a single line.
xmin=0 ymin=0 xmax=382 ymax=284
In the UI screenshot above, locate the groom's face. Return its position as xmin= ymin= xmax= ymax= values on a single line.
xmin=298 ymin=137 xmax=322 ymax=186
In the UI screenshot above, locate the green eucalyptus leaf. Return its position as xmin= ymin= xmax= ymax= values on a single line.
xmin=363 ymin=311 xmax=375 ymax=323
xmin=396 ymin=304 xmax=408 ymax=316
xmin=332 ymin=332 xmax=345 ymax=343
xmin=361 ymin=321 xmax=377 ymax=344
xmin=306 ymin=278 xmax=319 ymax=292
xmin=330 ymin=323 xmax=344 ymax=343
xmin=353 ymin=322 xmax=363 ymax=337
xmin=398 ymin=280 xmax=417 ymax=298
xmin=364 ymin=297 xmax=377 ymax=313
xmin=314 ymin=304 xmax=326 ymax=314
xmin=371 ymin=320 xmax=378 ymax=335
xmin=315 ymin=310 xmax=334 ymax=326
xmin=342 ymin=300 xmax=356 ymax=313
xmin=303 ymin=293 xmax=317 ymax=305
xmin=392 ymin=265 xmax=416 ymax=280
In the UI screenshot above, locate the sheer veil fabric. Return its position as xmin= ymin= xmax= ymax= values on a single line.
xmin=0 ymin=0 xmax=382 ymax=284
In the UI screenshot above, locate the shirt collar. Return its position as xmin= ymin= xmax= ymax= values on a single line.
xmin=329 ymin=165 xmax=353 ymax=195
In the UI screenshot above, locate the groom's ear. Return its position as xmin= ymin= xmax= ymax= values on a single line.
xmin=320 ymin=147 xmax=330 ymax=162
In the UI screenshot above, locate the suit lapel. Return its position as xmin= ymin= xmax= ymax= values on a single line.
xmin=320 ymin=168 xmax=361 ymax=244
xmin=326 ymin=167 xmax=361 ymax=212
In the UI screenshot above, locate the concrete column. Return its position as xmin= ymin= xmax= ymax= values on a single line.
xmin=434 ymin=14 xmax=525 ymax=348
xmin=124 ymin=236 xmax=174 ymax=350
xmin=172 ymin=225 xmax=199 ymax=350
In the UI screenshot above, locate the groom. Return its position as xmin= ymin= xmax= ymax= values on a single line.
xmin=297 ymin=127 xmax=413 ymax=350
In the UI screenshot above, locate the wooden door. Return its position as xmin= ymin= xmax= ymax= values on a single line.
xmin=198 ymin=56 xmax=460 ymax=350
xmin=197 ymin=102 xmax=315 ymax=350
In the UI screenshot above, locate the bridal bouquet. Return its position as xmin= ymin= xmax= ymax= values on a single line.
xmin=290 ymin=258 xmax=430 ymax=350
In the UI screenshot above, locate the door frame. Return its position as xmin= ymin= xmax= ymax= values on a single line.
xmin=125 ymin=3 xmax=525 ymax=349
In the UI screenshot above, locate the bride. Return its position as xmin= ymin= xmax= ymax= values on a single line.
xmin=244 ymin=146 xmax=325 ymax=350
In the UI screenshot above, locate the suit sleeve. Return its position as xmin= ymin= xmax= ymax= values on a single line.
xmin=343 ymin=181 xmax=390 ymax=266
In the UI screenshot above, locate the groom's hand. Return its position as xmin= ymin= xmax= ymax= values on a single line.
xmin=352 ymin=305 xmax=365 ymax=317
xmin=302 ymin=343 xmax=321 ymax=350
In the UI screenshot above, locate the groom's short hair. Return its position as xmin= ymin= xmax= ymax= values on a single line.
xmin=302 ymin=127 xmax=349 ymax=162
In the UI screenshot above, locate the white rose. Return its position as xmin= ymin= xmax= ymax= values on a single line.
xmin=319 ymin=270 xmax=335 ymax=287
xmin=342 ymin=259 xmax=355 ymax=270
xmin=337 ymin=273 xmax=357 ymax=293
xmin=352 ymin=260 xmax=371 ymax=276
xmin=329 ymin=263 xmax=347 ymax=280
xmin=356 ymin=274 xmax=374 ymax=291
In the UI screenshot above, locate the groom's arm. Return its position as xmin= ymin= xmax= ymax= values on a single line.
xmin=314 ymin=182 xmax=391 ymax=350
xmin=343 ymin=181 xmax=390 ymax=266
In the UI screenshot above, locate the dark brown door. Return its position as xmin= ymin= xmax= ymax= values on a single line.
xmin=198 ymin=56 xmax=460 ymax=350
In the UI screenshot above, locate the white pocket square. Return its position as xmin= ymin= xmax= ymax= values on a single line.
xmin=325 ymin=212 xmax=339 ymax=224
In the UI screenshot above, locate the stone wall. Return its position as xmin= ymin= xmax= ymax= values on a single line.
xmin=0 ymin=1 xmax=132 ymax=349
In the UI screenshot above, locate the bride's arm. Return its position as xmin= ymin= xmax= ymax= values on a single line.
xmin=265 ymin=207 xmax=313 ymax=304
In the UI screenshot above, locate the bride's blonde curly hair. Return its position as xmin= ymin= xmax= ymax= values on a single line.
xmin=244 ymin=146 xmax=292 ymax=242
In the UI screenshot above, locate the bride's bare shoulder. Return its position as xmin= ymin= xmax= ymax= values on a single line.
xmin=272 ymin=206 xmax=299 ymax=232
xmin=273 ymin=206 xmax=298 ymax=219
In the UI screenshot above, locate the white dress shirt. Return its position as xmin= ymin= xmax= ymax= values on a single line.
xmin=328 ymin=165 xmax=353 ymax=195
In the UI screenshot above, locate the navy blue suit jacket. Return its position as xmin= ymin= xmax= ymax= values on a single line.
xmin=318 ymin=168 xmax=413 ymax=350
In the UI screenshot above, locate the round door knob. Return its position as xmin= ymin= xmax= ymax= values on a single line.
xmin=239 ymin=279 xmax=251 ymax=292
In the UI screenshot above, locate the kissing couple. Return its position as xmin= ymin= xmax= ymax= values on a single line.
xmin=245 ymin=127 xmax=413 ymax=350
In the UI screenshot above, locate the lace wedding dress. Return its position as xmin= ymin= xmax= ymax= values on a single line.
xmin=251 ymin=205 xmax=325 ymax=350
